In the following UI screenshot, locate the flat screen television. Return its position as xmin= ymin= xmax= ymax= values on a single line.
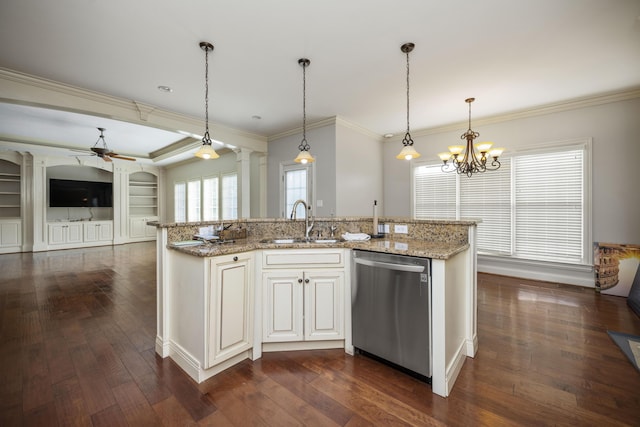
xmin=49 ymin=179 xmax=113 ymax=208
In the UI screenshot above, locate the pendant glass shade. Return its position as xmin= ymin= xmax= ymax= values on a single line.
xmin=396 ymin=144 xmax=421 ymax=160
xmin=294 ymin=149 xmax=314 ymax=164
xmin=195 ymin=142 xmax=220 ymax=159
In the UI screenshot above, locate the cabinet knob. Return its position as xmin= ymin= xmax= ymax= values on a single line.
xmin=304 ymin=278 xmax=310 ymax=283
xmin=298 ymin=278 xmax=303 ymax=283
xmin=233 ymin=256 xmax=238 ymax=262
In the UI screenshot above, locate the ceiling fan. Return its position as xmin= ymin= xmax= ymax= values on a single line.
xmin=86 ymin=127 xmax=136 ymax=162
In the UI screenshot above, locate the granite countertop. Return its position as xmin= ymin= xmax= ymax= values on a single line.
xmin=168 ymin=236 xmax=468 ymax=260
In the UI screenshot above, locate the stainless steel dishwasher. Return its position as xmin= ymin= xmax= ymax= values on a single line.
xmin=351 ymin=249 xmax=431 ymax=379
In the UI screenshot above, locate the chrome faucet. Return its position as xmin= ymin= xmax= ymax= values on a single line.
xmin=290 ymin=199 xmax=314 ymax=240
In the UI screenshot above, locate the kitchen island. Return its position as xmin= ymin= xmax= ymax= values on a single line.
xmin=153 ymin=217 xmax=478 ymax=398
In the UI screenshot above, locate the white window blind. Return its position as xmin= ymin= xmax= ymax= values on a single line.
xmin=202 ymin=176 xmax=219 ymax=221
xmin=414 ymin=164 xmax=456 ymax=218
xmin=413 ymin=142 xmax=588 ymax=265
xmin=222 ymin=173 xmax=237 ymax=220
xmin=187 ymin=179 xmax=201 ymax=222
xmin=174 ymin=182 xmax=186 ymax=222
xmin=460 ymin=158 xmax=512 ymax=254
xmin=514 ymin=149 xmax=583 ymax=262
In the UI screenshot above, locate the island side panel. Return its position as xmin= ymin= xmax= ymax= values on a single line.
xmin=431 ymin=248 xmax=470 ymax=397
xmin=167 ymin=250 xmax=208 ymax=379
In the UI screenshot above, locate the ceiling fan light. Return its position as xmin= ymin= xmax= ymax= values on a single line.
xmin=195 ymin=143 xmax=220 ymax=159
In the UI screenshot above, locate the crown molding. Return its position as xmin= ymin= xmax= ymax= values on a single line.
xmin=409 ymin=86 xmax=640 ymax=138
xmin=0 ymin=68 xmax=268 ymax=153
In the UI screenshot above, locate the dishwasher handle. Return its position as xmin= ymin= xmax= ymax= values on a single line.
xmin=354 ymin=257 xmax=425 ymax=273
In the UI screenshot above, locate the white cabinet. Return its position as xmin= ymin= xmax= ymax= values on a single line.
xmin=0 ymin=219 xmax=21 ymax=250
xmin=261 ymin=249 xmax=345 ymax=343
xmin=83 ymin=221 xmax=113 ymax=242
xmin=48 ymin=221 xmax=113 ymax=248
xmin=207 ymin=252 xmax=254 ymax=368
xmin=129 ymin=216 xmax=157 ymax=239
xmin=166 ymin=249 xmax=255 ymax=381
xmin=48 ymin=222 xmax=83 ymax=245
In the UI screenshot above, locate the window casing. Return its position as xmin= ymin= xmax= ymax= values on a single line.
xmin=281 ymin=162 xmax=313 ymax=218
xmin=413 ymin=140 xmax=591 ymax=265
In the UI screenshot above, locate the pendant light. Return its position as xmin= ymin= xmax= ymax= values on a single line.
xmin=438 ymin=98 xmax=504 ymax=177
xmin=294 ymin=58 xmax=314 ymax=164
xmin=396 ymin=42 xmax=421 ymax=160
xmin=194 ymin=41 xmax=220 ymax=160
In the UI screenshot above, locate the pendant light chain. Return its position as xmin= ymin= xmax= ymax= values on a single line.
xmin=203 ymin=45 xmax=211 ymax=142
xmin=405 ymin=47 xmax=410 ymax=136
xmin=299 ymin=59 xmax=309 ymax=152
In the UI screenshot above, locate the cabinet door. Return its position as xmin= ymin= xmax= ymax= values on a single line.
xmin=0 ymin=221 xmax=21 ymax=246
xmin=208 ymin=252 xmax=254 ymax=368
xmin=48 ymin=224 xmax=66 ymax=245
xmin=262 ymin=270 xmax=304 ymax=342
xmin=98 ymin=222 xmax=113 ymax=241
xmin=129 ymin=218 xmax=146 ymax=238
xmin=67 ymin=223 xmax=83 ymax=243
xmin=83 ymin=223 xmax=99 ymax=242
xmin=144 ymin=217 xmax=158 ymax=238
xmin=304 ymin=270 xmax=345 ymax=341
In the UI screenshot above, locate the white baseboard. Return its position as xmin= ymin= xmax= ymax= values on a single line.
xmin=479 ymin=255 xmax=594 ymax=287
xmin=445 ymin=341 xmax=467 ymax=397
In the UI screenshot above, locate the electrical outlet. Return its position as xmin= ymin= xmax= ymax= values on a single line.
xmin=394 ymin=224 xmax=408 ymax=234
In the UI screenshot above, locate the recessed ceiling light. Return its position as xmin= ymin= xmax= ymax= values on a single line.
xmin=384 ymin=133 xmax=394 ymax=138
xmin=157 ymin=85 xmax=173 ymax=93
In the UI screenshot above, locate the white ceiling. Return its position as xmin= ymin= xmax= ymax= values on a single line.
xmin=1 ymin=0 xmax=639 ymax=164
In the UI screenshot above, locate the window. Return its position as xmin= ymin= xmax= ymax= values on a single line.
xmin=221 ymin=173 xmax=237 ymax=220
xmin=174 ymin=182 xmax=186 ymax=222
xmin=202 ymin=176 xmax=219 ymax=221
xmin=413 ymin=141 xmax=590 ymax=265
xmin=187 ymin=179 xmax=201 ymax=222
xmin=282 ymin=163 xmax=312 ymax=218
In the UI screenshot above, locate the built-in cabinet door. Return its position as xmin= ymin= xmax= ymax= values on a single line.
xmin=0 ymin=220 xmax=21 ymax=247
xmin=67 ymin=223 xmax=83 ymax=244
xmin=49 ymin=223 xmax=83 ymax=245
xmin=207 ymin=252 xmax=254 ymax=368
xmin=129 ymin=218 xmax=146 ymax=238
xmin=262 ymin=270 xmax=304 ymax=342
xmin=304 ymin=271 xmax=344 ymax=341
xmin=85 ymin=222 xmax=113 ymax=242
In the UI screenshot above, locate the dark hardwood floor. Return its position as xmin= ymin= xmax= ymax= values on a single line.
xmin=1 ymin=242 xmax=639 ymax=426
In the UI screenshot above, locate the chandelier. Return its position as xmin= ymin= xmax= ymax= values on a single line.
xmin=438 ymin=98 xmax=503 ymax=177
xmin=396 ymin=42 xmax=421 ymax=160
xmin=194 ymin=41 xmax=220 ymax=160
xmin=294 ymin=58 xmax=314 ymax=164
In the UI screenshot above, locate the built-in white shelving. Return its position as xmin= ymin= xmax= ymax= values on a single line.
xmin=0 ymin=161 xmax=21 ymax=218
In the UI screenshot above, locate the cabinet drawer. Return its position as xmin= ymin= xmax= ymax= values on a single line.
xmin=262 ymin=249 xmax=344 ymax=269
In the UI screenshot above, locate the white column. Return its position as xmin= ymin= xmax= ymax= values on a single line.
xmin=235 ymin=148 xmax=253 ymax=219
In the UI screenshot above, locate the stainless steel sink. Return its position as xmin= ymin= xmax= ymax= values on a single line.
xmin=260 ymin=237 xmax=342 ymax=244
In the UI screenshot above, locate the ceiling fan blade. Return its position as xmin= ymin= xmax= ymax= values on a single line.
xmin=103 ymin=156 xmax=113 ymax=162
xmin=108 ymin=153 xmax=136 ymax=161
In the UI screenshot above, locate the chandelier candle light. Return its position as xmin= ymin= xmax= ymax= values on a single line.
xmin=396 ymin=42 xmax=421 ymax=160
xmin=438 ymin=98 xmax=504 ymax=177
xmin=294 ymin=58 xmax=314 ymax=164
xmin=194 ymin=41 xmax=220 ymax=160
